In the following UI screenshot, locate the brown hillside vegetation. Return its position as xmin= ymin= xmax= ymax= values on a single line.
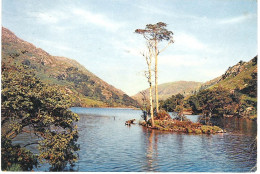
xmin=2 ymin=27 xmax=138 ymax=108
xmin=200 ymin=56 xmax=257 ymax=91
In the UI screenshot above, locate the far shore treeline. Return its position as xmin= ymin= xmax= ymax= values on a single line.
xmin=159 ymin=56 xmax=257 ymax=121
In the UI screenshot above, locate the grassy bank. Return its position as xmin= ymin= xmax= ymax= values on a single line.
xmin=140 ymin=118 xmax=224 ymax=134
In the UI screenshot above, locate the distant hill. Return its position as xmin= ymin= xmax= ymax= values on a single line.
xmin=133 ymin=55 xmax=257 ymax=107
xmin=1 ymin=27 xmax=138 ymax=108
xmin=132 ymin=81 xmax=202 ymax=103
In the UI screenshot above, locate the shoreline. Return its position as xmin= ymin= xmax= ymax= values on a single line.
xmin=70 ymin=106 xmax=141 ymax=110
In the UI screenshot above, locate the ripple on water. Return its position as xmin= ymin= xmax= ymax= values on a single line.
xmin=27 ymin=108 xmax=257 ymax=172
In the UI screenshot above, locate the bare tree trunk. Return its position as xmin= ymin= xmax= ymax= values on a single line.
xmin=208 ymin=111 xmax=212 ymax=125
xmin=149 ymin=77 xmax=155 ymax=127
xmin=144 ymin=41 xmax=155 ymax=127
xmin=180 ymin=102 xmax=184 ymax=121
xmin=148 ymin=54 xmax=155 ymax=127
xmin=154 ymin=41 xmax=159 ymax=114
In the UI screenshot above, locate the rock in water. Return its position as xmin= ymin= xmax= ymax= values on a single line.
xmin=125 ymin=119 xmax=136 ymax=125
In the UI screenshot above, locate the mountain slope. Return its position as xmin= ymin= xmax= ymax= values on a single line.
xmin=133 ymin=55 xmax=257 ymax=107
xmin=132 ymin=81 xmax=202 ymax=103
xmin=2 ymin=27 xmax=138 ymax=108
xmin=214 ymin=57 xmax=257 ymax=90
xmin=201 ymin=56 xmax=257 ymax=92
xmin=187 ymin=56 xmax=257 ymax=118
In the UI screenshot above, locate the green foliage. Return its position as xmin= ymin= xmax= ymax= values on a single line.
xmin=195 ymin=87 xmax=241 ymax=124
xmin=1 ymin=65 xmax=79 ymax=171
xmin=152 ymin=57 xmax=257 ymax=121
xmin=7 ymin=164 xmax=23 ymax=171
xmin=38 ymin=130 xmax=79 ymax=170
xmin=187 ymin=85 xmax=256 ymax=121
xmin=241 ymin=71 xmax=257 ymax=98
xmin=1 ymin=138 xmax=38 ymax=171
xmin=135 ymin=22 xmax=173 ymax=42
xmin=185 ymin=95 xmax=200 ymax=114
xmin=160 ymin=93 xmax=184 ymax=112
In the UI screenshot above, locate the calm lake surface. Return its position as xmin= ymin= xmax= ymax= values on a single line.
xmin=31 ymin=107 xmax=256 ymax=172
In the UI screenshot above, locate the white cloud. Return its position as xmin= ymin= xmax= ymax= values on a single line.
xmin=159 ymin=54 xmax=207 ymax=67
xmin=136 ymin=4 xmax=169 ymax=16
xmin=29 ymin=10 xmax=69 ymax=24
xmin=71 ymin=8 xmax=123 ymax=31
xmin=37 ymin=13 xmax=58 ymax=23
xmin=28 ymin=7 xmax=124 ymax=32
xmin=168 ymin=12 xmax=255 ymax=26
xmin=175 ymin=32 xmax=207 ymax=50
xmin=218 ymin=13 xmax=256 ymax=24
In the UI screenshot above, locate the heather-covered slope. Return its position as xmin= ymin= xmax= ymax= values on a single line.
xmin=2 ymin=27 xmax=138 ymax=107
xmin=189 ymin=56 xmax=257 ymax=118
xmin=212 ymin=56 xmax=257 ymax=91
xmin=200 ymin=56 xmax=257 ymax=92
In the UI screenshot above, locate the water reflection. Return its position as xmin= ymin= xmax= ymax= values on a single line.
xmin=14 ymin=108 xmax=257 ymax=172
xmin=140 ymin=122 xmax=256 ymax=172
xmin=142 ymin=128 xmax=159 ymax=171
xmin=175 ymin=133 xmax=184 ymax=154
xmin=211 ymin=117 xmax=257 ymax=136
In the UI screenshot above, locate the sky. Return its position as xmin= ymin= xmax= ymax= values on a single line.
xmin=2 ymin=0 xmax=258 ymax=96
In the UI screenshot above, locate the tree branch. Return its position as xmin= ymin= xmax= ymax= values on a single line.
xmin=23 ymin=142 xmax=40 ymax=147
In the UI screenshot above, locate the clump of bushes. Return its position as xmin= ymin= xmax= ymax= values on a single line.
xmin=155 ymin=110 xmax=172 ymax=120
xmin=140 ymin=109 xmax=224 ymax=134
xmin=195 ymin=129 xmax=202 ymax=134
xmin=147 ymin=118 xmax=223 ymax=134
xmin=200 ymin=125 xmax=223 ymax=134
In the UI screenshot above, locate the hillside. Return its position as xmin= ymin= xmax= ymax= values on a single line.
xmin=132 ymin=81 xmax=202 ymax=103
xmin=213 ymin=56 xmax=257 ymax=90
xmin=200 ymin=56 xmax=257 ymax=92
xmin=158 ymin=56 xmax=257 ymax=119
xmin=192 ymin=56 xmax=257 ymax=118
xmin=1 ymin=27 xmax=138 ymax=108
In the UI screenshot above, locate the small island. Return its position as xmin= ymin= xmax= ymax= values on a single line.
xmin=139 ymin=110 xmax=224 ymax=134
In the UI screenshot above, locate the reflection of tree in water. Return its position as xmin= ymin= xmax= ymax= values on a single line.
xmin=175 ymin=134 xmax=184 ymax=154
xmin=142 ymin=127 xmax=158 ymax=171
xmin=211 ymin=117 xmax=256 ymax=136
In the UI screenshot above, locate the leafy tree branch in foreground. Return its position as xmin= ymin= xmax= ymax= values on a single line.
xmin=1 ymin=65 xmax=79 ymax=171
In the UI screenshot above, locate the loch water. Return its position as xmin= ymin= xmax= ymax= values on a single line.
xmin=32 ymin=107 xmax=256 ymax=172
